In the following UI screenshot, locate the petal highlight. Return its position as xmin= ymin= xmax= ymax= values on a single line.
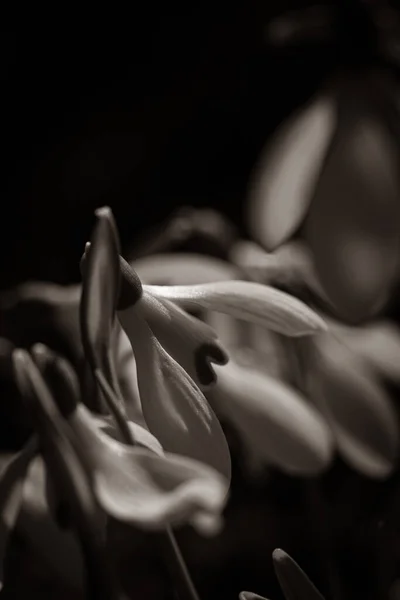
xmin=147 ymin=281 xmax=327 ymax=337
xmin=118 ymin=308 xmax=231 ymax=482
xmin=247 ymin=95 xmax=335 ymax=250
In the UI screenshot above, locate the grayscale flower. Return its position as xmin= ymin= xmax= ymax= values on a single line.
xmin=247 ymin=69 xmax=400 ymax=322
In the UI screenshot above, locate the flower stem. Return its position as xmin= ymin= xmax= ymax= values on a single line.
xmin=94 ymin=369 xmax=135 ymax=445
xmin=286 ymin=337 xmax=343 ymax=600
xmin=98 ymin=372 xmax=201 ymax=600
xmin=162 ymin=528 xmax=201 ymax=600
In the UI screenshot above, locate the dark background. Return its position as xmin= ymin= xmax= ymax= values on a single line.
xmin=1 ymin=3 xmax=342 ymax=290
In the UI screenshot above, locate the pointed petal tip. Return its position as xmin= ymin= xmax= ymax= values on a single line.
xmin=12 ymin=348 xmax=30 ymax=371
xmin=248 ymin=95 xmax=335 ymax=250
xmin=30 ymin=343 xmax=50 ymax=362
xmin=117 ymin=256 xmax=143 ymax=310
xmin=272 ymin=548 xmax=288 ymax=564
xmin=94 ymin=206 xmax=113 ymax=219
xmin=239 ymin=593 xmax=267 ymax=600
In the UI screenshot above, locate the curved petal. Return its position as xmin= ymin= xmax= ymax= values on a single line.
xmin=328 ymin=319 xmax=400 ymax=384
xmin=95 ymin=414 xmax=163 ymax=456
xmin=147 ymin=281 xmax=327 ymax=337
xmin=18 ymin=456 xmax=83 ymax=588
xmin=115 ymin=327 xmax=144 ymax=425
xmin=0 ymin=438 xmax=37 ymax=590
xmin=80 ymin=206 xmax=122 ymax=396
xmin=240 ymin=593 xmax=269 ymax=600
xmin=0 ymin=282 xmax=82 ymax=368
xmin=12 ymin=350 xmax=117 ymax=599
xmin=314 ymin=335 xmax=399 ymax=478
xmin=137 ymin=291 xmax=228 ymax=387
xmin=59 ymin=402 xmax=228 ymax=535
xmin=213 ymin=361 xmax=334 ymax=476
xmin=132 ymin=253 xmax=238 ymax=285
xmin=31 ymin=343 xmax=147 ymax=451
xmin=94 ymin=448 xmax=227 ymax=536
xmin=118 ymin=308 xmax=231 ymax=481
xmin=247 ymin=95 xmax=336 ymax=250
xmin=272 ymin=548 xmax=326 ymax=600
xmin=306 ymin=83 xmax=400 ymax=322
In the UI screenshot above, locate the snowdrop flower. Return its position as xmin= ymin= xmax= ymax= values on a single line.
xmin=81 ymin=207 xmax=231 ymax=481
xmin=11 ymin=348 xmax=229 ymax=539
xmin=11 ymin=349 xmax=119 ymax=599
xmin=115 ymin=253 xmax=328 ymax=479
xmin=129 ymin=238 xmax=333 ymax=477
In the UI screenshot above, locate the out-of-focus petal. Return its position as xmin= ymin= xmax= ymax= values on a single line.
xmin=272 ymin=548 xmax=326 ymax=600
xmin=314 ymin=334 xmax=399 ymax=478
xmin=132 ymin=253 xmax=238 ymax=285
xmin=0 ymin=283 xmax=82 ymax=369
xmin=80 ymin=207 xmax=122 ymax=397
xmin=131 ymin=207 xmax=238 ymax=261
xmin=93 ymin=446 xmax=226 ymax=536
xmin=118 ymin=309 xmax=231 ymax=481
xmin=266 ymin=5 xmax=334 ymax=47
xmin=137 ymin=291 xmax=228 ymax=387
xmin=31 ymin=343 xmax=153 ymax=452
xmin=33 ymin=340 xmax=229 ymax=533
xmin=305 ymin=79 xmax=400 ymax=322
xmin=240 ymin=593 xmax=269 ymax=600
xmin=213 ymin=361 xmax=334 ymax=476
xmin=328 ymin=319 xmax=400 ymax=384
xmin=147 ymin=281 xmax=327 ymax=337
xmin=247 ymin=95 xmax=336 ymax=250
xmin=0 ymin=438 xmax=37 ymax=590
xmin=12 ymin=350 xmax=117 ymax=599
xmin=18 ymin=455 xmax=84 ymax=588
xmin=56 ymin=399 xmax=227 ymax=536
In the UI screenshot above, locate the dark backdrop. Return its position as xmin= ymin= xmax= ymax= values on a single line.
xmin=1 ymin=3 xmax=336 ymax=289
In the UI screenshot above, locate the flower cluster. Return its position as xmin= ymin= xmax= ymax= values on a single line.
xmin=0 ymin=206 xmax=329 ymax=596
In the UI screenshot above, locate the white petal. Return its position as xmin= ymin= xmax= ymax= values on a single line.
xmin=18 ymin=456 xmax=83 ymax=588
xmin=213 ymin=361 xmax=334 ymax=475
xmin=64 ymin=405 xmax=228 ymax=534
xmin=314 ymin=335 xmax=399 ymax=478
xmin=147 ymin=281 xmax=327 ymax=337
xmin=247 ymin=95 xmax=336 ymax=250
xmin=328 ymin=319 xmax=400 ymax=384
xmin=137 ymin=291 xmax=228 ymax=387
xmin=305 ymin=81 xmax=400 ymax=322
xmin=118 ymin=308 xmax=232 ymax=481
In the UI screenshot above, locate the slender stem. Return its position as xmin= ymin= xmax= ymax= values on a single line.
xmin=97 ymin=370 xmax=200 ymax=600
xmin=162 ymin=529 xmax=201 ymax=600
xmin=286 ymin=337 xmax=343 ymax=600
xmin=94 ymin=369 xmax=135 ymax=446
